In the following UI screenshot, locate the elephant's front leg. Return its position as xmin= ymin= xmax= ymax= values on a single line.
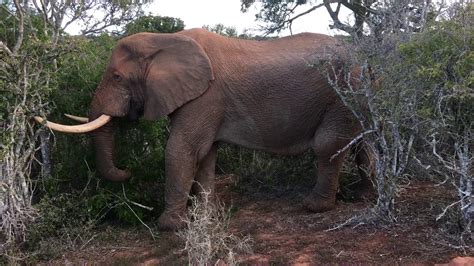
xmin=192 ymin=143 xmax=218 ymax=198
xmin=157 ymin=133 xmax=217 ymax=231
xmin=158 ymin=139 xmax=200 ymax=230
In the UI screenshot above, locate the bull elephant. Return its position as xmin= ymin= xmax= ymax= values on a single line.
xmin=36 ymin=28 xmax=373 ymax=230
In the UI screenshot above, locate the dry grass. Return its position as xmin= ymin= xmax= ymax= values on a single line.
xmin=177 ymin=189 xmax=253 ymax=265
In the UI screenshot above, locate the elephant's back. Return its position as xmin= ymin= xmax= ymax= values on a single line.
xmin=269 ymin=32 xmax=340 ymax=49
xmin=179 ymin=28 xmax=344 ymax=59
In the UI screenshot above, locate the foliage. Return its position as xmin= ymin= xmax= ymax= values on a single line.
xmin=241 ymin=0 xmax=436 ymax=36
xmin=324 ymin=0 xmax=436 ymax=224
xmin=398 ymin=4 xmax=473 ymax=247
xmin=217 ymin=144 xmax=362 ymax=200
xmin=203 ymin=23 xmax=270 ymax=40
xmin=0 ymin=4 xmax=50 ymax=49
xmin=47 ymin=33 xmax=170 ymax=225
xmin=54 ymin=34 xmax=117 ymax=117
xmin=325 ymin=2 xmax=472 ymax=243
xmin=203 ymin=24 xmax=239 ymax=37
xmin=0 ymin=13 xmax=56 ymax=256
xmin=1 ymin=0 xmax=152 ymax=256
xmin=398 ymin=8 xmax=473 ymax=129
xmin=217 ymin=145 xmax=315 ymax=192
xmin=25 ymin=192 xmax=98 ymax=259
xmin=124 ymin=15 xmax=185 ymax=35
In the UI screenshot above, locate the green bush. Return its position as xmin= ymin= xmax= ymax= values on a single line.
xmin=124 ymin=15 xmax=185 ymax=36
xmin=217 ymin=145 xmax=362 ymax=199
xmin=26 ymin=192 xmax=97 ymax=259
xmin=398 ymin=8 xmax=473 ymax=127
xmin=43 ymin=33 xmax=169 ymax=225
xmin=217 ymin=145 xmax=312 ymax=188
xmin=30 ymin=16 xmax=191 ymax=242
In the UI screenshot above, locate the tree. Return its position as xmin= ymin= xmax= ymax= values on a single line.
xmin=1 ymin=0 xmax=148 ymax=48
xmin=203 ymin=23 xmax=238 ymax=37
xmin=0 ymin=0 xmax=148 ymax=254
xmin=241 ymin=0 xmax=434 ymax=37
xmin=1 ymin=4 xmax=53 ymax=250
xmin=124 ymin=15 xmax=185 ymax=35
xmin=399 ymin=3 xmax=473 ymax=247
xmin=324 ymin=1 xmax=472 ymax=233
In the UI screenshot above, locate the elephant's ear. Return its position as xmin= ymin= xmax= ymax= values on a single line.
xmin=143 ymin=34 xmax=214 ymax=120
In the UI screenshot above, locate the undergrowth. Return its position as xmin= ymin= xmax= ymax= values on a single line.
xmin=177 ymin=189 xmax=253 ymax=265
xmin=25 ymin=192 xmax=98 ymax=260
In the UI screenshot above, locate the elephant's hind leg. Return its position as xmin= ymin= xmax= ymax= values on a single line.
xmin=303 ymin=152 xmax=347 ymax=212
xmin=304 ymin=108 xmax=357 ymax=212
xmin=353 ymin=141 xmax=376 ymax=199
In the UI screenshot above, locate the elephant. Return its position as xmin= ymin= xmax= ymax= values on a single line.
xmin=36 ymin=28 xmax=373 ymax=230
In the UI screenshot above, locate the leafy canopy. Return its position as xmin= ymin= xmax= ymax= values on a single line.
xmin=124 ymin=15 xmax=185 ymax=35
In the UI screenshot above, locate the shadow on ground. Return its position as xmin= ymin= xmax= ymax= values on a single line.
xmin=41 ymin=176 xmax=470 ymax=265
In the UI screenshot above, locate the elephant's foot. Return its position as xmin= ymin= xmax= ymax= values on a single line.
xmin=302 ymin=192 xmax=336 ymax=213
xmin=158 ymin=210 xmax=186 ymax=231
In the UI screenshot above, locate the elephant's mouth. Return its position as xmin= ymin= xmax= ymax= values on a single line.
xmin=128 ymin=100 xmax=144 ymax=122
xmin=34 ymin=114 xmax=111 ymax=133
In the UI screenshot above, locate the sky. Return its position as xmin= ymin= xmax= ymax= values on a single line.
xmin=64 ymin=0 xmax=352 ymax=36
xmin=149 ymin=0 xmax=460 ymax=35
xmin=66 ymin=0 xmax=457 ymax=36
xmin=149 ymin=0 xmax=352 ymax=36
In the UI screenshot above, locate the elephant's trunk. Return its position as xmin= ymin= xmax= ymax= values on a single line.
xmin=89 ymin=112 xmax=131 ymax=182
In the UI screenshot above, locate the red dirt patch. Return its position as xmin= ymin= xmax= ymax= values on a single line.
xmin=41 ymin=179 xmax=471 ymax=265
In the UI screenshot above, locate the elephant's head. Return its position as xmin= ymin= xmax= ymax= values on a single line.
xmin=36 ymin=32 xmax=214 ymax=182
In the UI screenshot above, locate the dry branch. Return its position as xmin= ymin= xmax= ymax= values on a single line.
xmin=177 ymin=187 xmax=253 ymax=265
xmin=324 ymin=0 xmax=432 ymax=225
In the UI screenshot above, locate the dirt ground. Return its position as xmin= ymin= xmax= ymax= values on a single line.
xmin=42 ymin=176 xmax=472 ymax=265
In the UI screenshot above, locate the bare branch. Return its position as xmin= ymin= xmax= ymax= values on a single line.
xmin=283 ymin=3 xmax=326 ymax=28
xmin=324 ymin=0 xmax=358 ymax=35
xmin=12 ymin=0 xmax=25 ymax=54
xmin=330 ymin=130 xmax=375 ymax=162
xmin=0 ymin=41 xmax=14 ymax=57
xmin=436 ymin=199 xmax=462 ymax=221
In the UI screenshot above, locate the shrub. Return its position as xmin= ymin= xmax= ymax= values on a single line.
xmin=124 ymin=15 xmax=185 ymax=36
xmin=26 ymin=192 xmax=98 ymax=259
xmin=398 ymin=4 xmax=473 ymax=247
xmin=177 ymin=190 xmax=253 ymax=265
xmin=217 ymin=144 xmax=316 ymax=192
xmin=44 ymin=33 xmax=170 ymax=225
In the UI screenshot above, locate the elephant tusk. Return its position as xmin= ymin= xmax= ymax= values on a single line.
xmin=64 ymin=113 xmax=89 ymax=123
xmin=34 ymin=114 xmax=111 ymax=133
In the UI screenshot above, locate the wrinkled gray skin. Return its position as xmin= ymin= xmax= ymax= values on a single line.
xmin=88 ymin=29 xmax=372 ymax=230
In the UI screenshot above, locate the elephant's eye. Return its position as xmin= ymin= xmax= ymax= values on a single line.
xmin=113 ymin=73 xmax=122 ymax=82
